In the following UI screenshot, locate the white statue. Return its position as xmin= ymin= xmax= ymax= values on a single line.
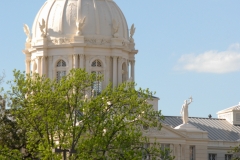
xmin=39 ymin=18 xmax=46 ymax=37
xmin=130 ymin=24 xmax=136 ymax=43
xmin=112 ymin=19 xmax=119 ymax=38
xmin=180 ymin=97 xmax=193 ymax=124
xmin=23 ymin=24 xmax=31 ymax=43
xmin=76 ymin=17 xmax=86 ymax=36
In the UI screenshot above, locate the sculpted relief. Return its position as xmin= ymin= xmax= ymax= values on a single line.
xmin=51 ymin=37 xmax=73 ymax=45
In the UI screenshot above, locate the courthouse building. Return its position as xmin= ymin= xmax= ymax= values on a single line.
xmin=21 ymin=0 xmax=240 ymax=159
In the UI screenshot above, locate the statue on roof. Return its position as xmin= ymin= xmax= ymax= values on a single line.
xmin=76 ymin=17 xmax=86 ymax=36
xmin=39 ymin=18 xmax=46 ymax=37
xmin=180 ymin=96 xmax=193 ymax=124
xmin=112 ymin=19 xmax=119 ymax=38
xmin=23 ymin=24 xmax=31 ymax=43
xmin=130 ymin=24 xmax=136 ymax=43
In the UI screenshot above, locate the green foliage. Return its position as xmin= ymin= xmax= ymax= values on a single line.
xmin=229 ymin=145 xmax=240 ymax=160
xmin=0 ymin=70 xmax=5 ymax=85
xmin=0 ymin=69 xmax=174 ymax=160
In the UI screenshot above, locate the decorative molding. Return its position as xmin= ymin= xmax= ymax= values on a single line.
xmin=51 ymin=37 xmax=73 ymax=45
xmin=84 ymin=38 xmax=111 ymax=45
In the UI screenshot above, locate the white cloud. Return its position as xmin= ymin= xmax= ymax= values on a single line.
xmin=175 ymin=43 xmax=240 ymax=73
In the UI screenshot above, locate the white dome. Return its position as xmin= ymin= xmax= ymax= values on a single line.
xmin=32 ymin=0 xmax=129 ymax=41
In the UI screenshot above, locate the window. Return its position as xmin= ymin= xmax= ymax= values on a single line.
xmin=56 ymin=71 xmax=66 ymax=82
xmin=209 ymin=154 xmax=217 ymax=160
xmin=91 ymin=71 xmax=102 ymax=95
xmin=57 ymin=60 xmax=66 ymax=67
xmin=225 ymin=154 xmax=232 ymax=160
xmin=189 ymin=146 xmax=195 ymax=160
xmin=91 ymin=60 xmax=102 ymax=67
xmin=91 ymin=60 xmax=103 ymax=95
xmin=56 ymin=60 xmax=67 ymax=82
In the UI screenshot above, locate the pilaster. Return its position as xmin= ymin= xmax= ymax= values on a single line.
xmin=32 ymin=60 xmax=37 ymax=74
xmin=41 ymin=56 xmax=46 ymax=76
xmin=112 ymin=56 xmax=118 ymax=87
xmin=36 ymin=57 xmax=41 ymax=74
xmin=79 ymin=54 xmax=85 ymax=69
xmin=48 ymin=56 xmax=53 ymax=79
xmin=118 ymin=57 xmax=122 ymax=85
xmin=105 ymin=56 xmax=110 ymax=85
xmin=68 ymin=55 xmax=73 ymax=73
xmin=73 ymin=54 xmax=79 ymax=69
xmin=130 ymin=60 xmax=135 ymax=81
xmin=25 ymin=59 xmax=31 ymax=74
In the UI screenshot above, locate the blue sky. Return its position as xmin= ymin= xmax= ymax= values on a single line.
xmin=0 ymin=0 xmax=240 ymax=118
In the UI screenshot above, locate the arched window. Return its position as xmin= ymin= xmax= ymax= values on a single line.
xmin=57 ymin=60 xmax=66 ymax=67
xmin=56 ymin=60 xmax=67 ymax=82
xmin=91 ymin=60 xmax=102 ymax=67
xmin=91 ymin=60 xmax=103 ymax=95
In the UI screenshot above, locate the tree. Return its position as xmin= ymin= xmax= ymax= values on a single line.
xmin=2 ymin=69 xmax=174 ymax=160
xmin=0 ymin=70 xmax=5 ymax=85
xmin=229 ymin=145 xmax=240 ymax=160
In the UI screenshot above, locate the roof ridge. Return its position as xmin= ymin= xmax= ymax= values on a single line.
xmin=163 ymin=116 xmax=225 ymax=120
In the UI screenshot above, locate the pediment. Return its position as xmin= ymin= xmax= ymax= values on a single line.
xmin=143 ymin=124 xmax=187 ymax=139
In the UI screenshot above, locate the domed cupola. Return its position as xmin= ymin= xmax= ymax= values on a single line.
xmin=31 ymin=0 xmax=130 ymax=42
xmin=23 ymin=0 xmax=138 ymax=91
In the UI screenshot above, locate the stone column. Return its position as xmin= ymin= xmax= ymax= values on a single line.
xmin=130 ymin=60 xmax=135 ymax=81
xmin=41 ymin=56 xmax=44 ymax=76
xmin=105 ymin=56 xmax=110 ymax=87
xmin=25 ymin=59 xmax=31 ymax=74
xmin=112 ymin=56 xmax=118 ymax=87
xmin=85 ymin=56 xmax=90 ymax=73
xmin=37 ymin=57 xmax=41 ymax=74
xmin=73 ymin=54 xmax=78 ymax=69
xmin=181 ymin=145 xmax=185 ymax=160
xmin=174 ymin=144 xmax=180 ymax=160
xmin=68 ymin=55 xmax=73 ymax=73
xmin=31 ymin=60 xmax=36 ymax=74
xmin=79 ymin=54 xmax=84 ymax=69
xmin=170 ymin=144 xmax=174 ymax=157
xmin=48 ymin=56 xmax=53 ymax=79
xmin=118 ymin=57 xmax=122 ymax=85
